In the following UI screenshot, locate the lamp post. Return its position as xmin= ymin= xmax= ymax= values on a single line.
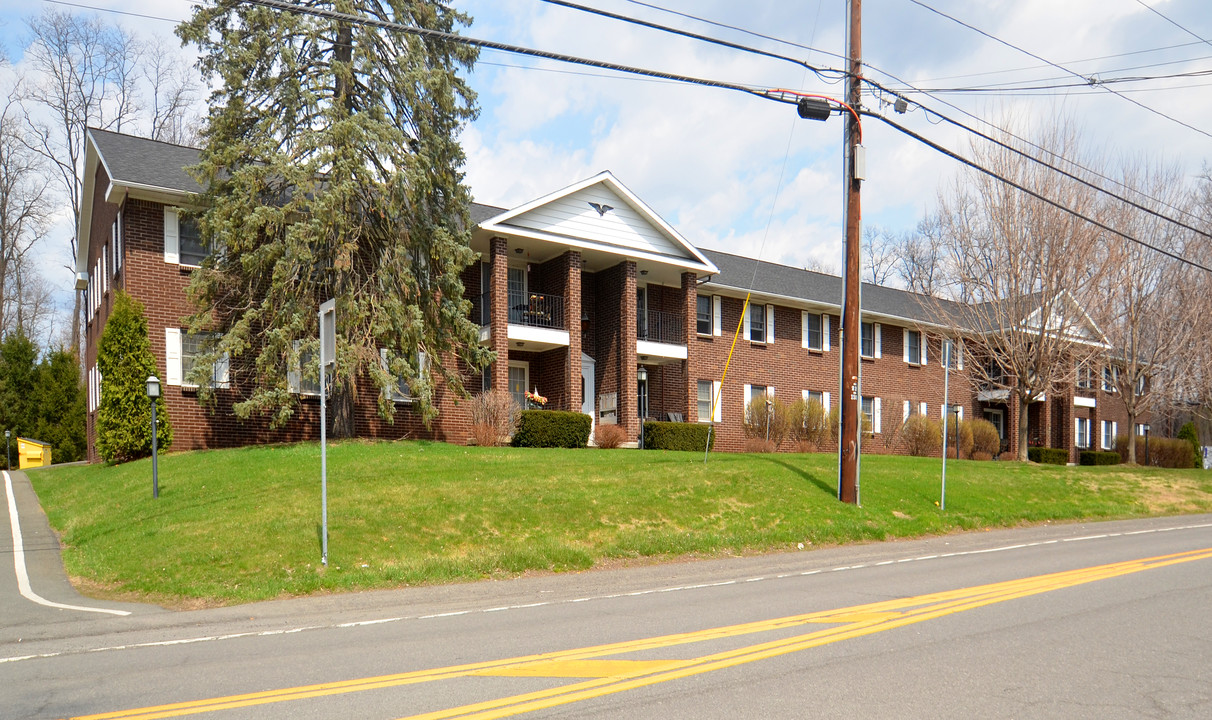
xmin=146 ymin=375 xmax=161 ymax=499
xmin=5 ymin=429 xmax=10 ymax=470
xmin=637 ymin=366 xmax=648 ymax=449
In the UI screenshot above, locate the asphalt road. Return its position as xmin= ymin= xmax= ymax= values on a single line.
xmin=3 ymin=467 xmax=1211 ymax=719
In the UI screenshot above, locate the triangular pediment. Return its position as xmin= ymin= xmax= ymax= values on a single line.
xmin=479 ymin=172 xmax=716 ymax=272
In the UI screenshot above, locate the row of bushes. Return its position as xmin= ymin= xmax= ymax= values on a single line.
xmin=1114 ymin=434 xmax=1199 ymax=468
xmin=900 ymin=416 xmax=1001 ymax=459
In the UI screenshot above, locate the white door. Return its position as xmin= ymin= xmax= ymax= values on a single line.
xmin=581 ymin=353 xmax=596 ymax=440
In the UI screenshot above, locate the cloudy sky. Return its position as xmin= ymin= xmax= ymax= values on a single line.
xmin=3 ymin=0 xmax=1211 ymax=332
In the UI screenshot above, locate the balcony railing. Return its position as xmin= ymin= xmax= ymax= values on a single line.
xmin=638 ymin=309 xmax=684 ymax=344
xmin=509 ymin=290 xmax=565 ymax=330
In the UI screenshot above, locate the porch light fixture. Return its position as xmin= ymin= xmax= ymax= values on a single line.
xmin=146 ymin=375 xmax=161 ymax=499
xmin=636 ymin=366 xmax=648 ymax=382
xmin=514 ymin=247 xmax=523 ymax=254
xmin=640 ymin=269 xmax=648 ymax=276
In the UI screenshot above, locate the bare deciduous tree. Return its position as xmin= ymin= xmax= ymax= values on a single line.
xmin=143 ymin=37 xmax=200 ymax=146
xmin=927 ymin=120 xmax=1108 ymax=460
xmin=0 ymin=95 xmax=52 ymax=338
xmin=1094 ymin=159 xmax=1201 ymax=463
xmin=20 ymin=8 xmax=143 ymax=354
xmin=862 ymin=224 xmax=898 ymax=286
xmin=894 ymin=214 xmax=947 ymax=297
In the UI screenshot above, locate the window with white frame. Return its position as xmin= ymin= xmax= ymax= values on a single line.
xmin=744 ymin=384 xmax=771 ymax=421
xmin=1101 ymin=420 xmax=1118 ymax=450
xmin=904 ymin=329 xmax=924 ymax=365
xmin=861 ymin=396 xmax=881 ymax=434
xmin=181 ymin=332 xmax=230 ymax=388
xmin=697 ymin=380 xmax=722 ymax=422
xmin=287 ymin=342 xmax=320 ymax=395
xmin=860 ymin=322 xmax=880 ymax=358
xmin=1102 ymin=366 xmax=1118 ymax=392
xmin=804 ymin=312 xmax=823 ymax=351
xmin=1076 ymin=363 xmax=1094 ymax=390
xmin=696 ymin=295 xmax=712 ymax=335
xmin=1075 ymin=417 xmax=1090 ymax=449
xmin=983 ymin=408 xmax=1004 ymax=439
xmin=380 ymin=348 xmax=426 ymax=402
xmin=747 ymin=303 xmax=769 ymax=343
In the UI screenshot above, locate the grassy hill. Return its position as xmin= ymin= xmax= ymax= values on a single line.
xmin=30 ymin=440 xmax=1212 ymax=607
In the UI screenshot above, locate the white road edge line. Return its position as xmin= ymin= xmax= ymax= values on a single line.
xmin=4 ymin=470 xmax=130 ymax=617
xmin=3 ymin=518 xmax=1210 ymax=665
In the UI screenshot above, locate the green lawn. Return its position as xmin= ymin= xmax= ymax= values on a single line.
xmin=29 ymin=441 xmax=1212 ymax=607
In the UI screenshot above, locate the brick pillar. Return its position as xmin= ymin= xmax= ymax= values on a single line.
xmin=565 ymin=251 xmax=583 ymax=413
xmin=620 ymin=261 xmax=638 ymax=440
xmin=682 ymin=271 xmax=697 ymax=421
xmin=490 ymin=237 xmax=510 ymax=392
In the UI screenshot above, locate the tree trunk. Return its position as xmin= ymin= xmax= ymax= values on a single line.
xmin=331 ymin=374 xmax=355 ymax=439
xmin=1127 ymin=411 xmax=1137 ymax=464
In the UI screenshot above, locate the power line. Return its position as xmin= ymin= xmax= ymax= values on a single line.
xmin=861 ymin=77 xmax=1211 ymax=242
xmin=1132 ymin=0 xmax=1212 ymax=50
xmin=907 ymin=0 xmax=1212 ymax=140
xmin=910 ymin=39 xmax=1210 ymax=84
xmin=865 ymin=111 xmax=1212 ymax=275
xmin=43 ymin=0 xmax=182 ymax=24
xmin=539 ymin=0 xmax=844 ymax=82
xmin=237 ymin=0 xmax=793 ymax=106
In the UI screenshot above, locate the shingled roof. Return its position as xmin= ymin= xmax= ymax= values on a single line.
xmin=89 ymin=128 xmax=203 ymax=195
xmin=700 ymin=248 xmax=972 ymax=329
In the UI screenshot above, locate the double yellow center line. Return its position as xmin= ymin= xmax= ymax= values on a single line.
xmin=74 ymin=547 xmax=1212 ymax=720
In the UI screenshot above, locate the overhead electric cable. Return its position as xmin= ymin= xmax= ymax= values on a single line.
xmin=45 ymin=0 xmax=181 ymax=23
xmin=539 ymin=0 xmax=844 ymax=81
xmin=1132 ymin=0 xmax=1212 ymax=49
xmin=907 ymin=0 xmax=1212 ymax=140
xmin=864 ymin=111 xmax=1212 ymax=274
xmin=238 ymin=0 xmax=796 ymax=106
xmin=912 ymin=39 xmax=1210 ymax=84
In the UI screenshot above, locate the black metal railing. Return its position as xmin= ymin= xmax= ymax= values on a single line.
xmin=637 ymin=309 xmax=684 ymax=344
xmin=508 ymin=290 xmax=565 ymax=330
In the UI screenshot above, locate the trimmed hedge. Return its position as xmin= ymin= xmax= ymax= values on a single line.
xmin=511 ymin=410 xmax=592 ymax=448
xmin=1028 ymin=447 xmax=1069 ymax=465
xmin=642 ymin=421 xmax=714 ymax=451
xmin=1079 ymin=450 xmax=1121 ymax=466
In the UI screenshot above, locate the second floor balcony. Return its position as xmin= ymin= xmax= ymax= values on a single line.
xmin=637 ymin=309 xmax=684 ymax=345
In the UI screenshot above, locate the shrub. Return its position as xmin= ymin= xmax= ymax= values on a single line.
xmin=642 ymin=421 xmax=714 ymax=452
xmin=828 ymin=406 xmax=871 ymax=443
xmin=946 ymin=419 xmax=975 ymax=459
xmin=971 ymin=451 xmax=993 ymax=461
xmin=744 ymin=438 xmax=776 ymax=453
xmin=595 ymin=423 xmax=627 ymax=449
xmin=901 ymin=415 xmax=941 ymax=457
xmin=970 ymin=419 xmax=1000 ymax=458
xmin=1028 ymin=447 xmax=1069 ymax=465
xmin=998 ymin=451 xmax=1017 ymax=461
xmin=743 ymin=396 xmax=791 ymax=449
xmin=511 ymin=411 xmax=591 ymax=448
xmin=468 ymin=390 xmax=519 ymax=447
xmin=1178 ymin=422 xmax=1201 ymax=468
xmin=96 ymin=292 xmax=172 ymax=463
xmin=788 ymin=399 xmax=828 ymax=448
xmin=1079 ymin=450 xmax=1121 ymax=466
xmin=1152 ymin=437 xmax=1196 ymax=469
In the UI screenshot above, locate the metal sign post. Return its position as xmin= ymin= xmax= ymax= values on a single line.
xmin=941 ymin=340 xmax=951 ymax=511
xmin=319 ymin=299 xmax=336 ymax=566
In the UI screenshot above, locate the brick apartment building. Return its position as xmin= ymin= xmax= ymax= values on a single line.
xmin=78 ymin=128 xmax=1141 ymax=462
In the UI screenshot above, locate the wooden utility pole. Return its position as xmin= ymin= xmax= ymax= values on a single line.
xmin=838 ymin=0 xmax=862 ymax=504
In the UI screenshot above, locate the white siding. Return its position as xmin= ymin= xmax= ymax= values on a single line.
xmin=502 ymin=186 xmax=685 ymax=258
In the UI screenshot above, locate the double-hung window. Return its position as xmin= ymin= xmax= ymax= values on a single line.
xmin=904 ymin=329 xmax=923 ymax=365
xmin=861 ymin=322 xmax=878 ymax=358
xmin=697 ymin=380 xmax=722 ymax=422
xmin=1076 ymin=364 xmax=1094 ymax=390
xmin=804 ymin=312 xmax=823 ymax=351
xmin=1102 ymin=366 xmax=1118 ymax=392
xmin=166 ymin=329 xmax=230 ymax=388
xmin=748 ymin=303 xmax=765 ymax=342
xmin=1075 ymin=417 xmax=1090 ymax=449
xmin=696 ymin=296 xmax=712 ymax=335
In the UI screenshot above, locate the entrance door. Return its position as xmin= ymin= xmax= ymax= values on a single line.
xmin=581 ymin=353 xmax=595 ymax=440
xmin=508 ymin=362 xmax=528 ymax=408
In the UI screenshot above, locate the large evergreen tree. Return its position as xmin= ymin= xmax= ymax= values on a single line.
xmin=32 ymin=349 xmax=87 ymax=464
xmin=96 ymin=292 xmax=171 ymax=463
xmin=0 ymin=332 xmax=39 ymax=444
xmin=176 ymin=1 xmax=492 ymax=435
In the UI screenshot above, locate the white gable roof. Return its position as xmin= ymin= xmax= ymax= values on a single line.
xmin=478 ymin=171 xmax=717 ymax=274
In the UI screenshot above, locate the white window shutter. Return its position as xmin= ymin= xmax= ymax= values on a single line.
xmin=874 ymin=323 xmax=882 ymax=358
xmin=1100 ymin=421 xmax=1107 ymax=449
xmin=823 ymin=315 xmax=831 ymax=351
xmin=165 ymin=328 xmax=182 ymax=386
xmin=957 ymin=406 xmax=963 ymax=422
xmin=164 ymin=207 xmax=180 ymax=264
xmin=956 ymin=340 xmax=964 ymax=370
xmin=1112 ymin=422 xmax=1118 ymax=444
xmin=920 ymin=402 xmax=927 ymax=417
xmin=97 ymin=367 xmax=102 ymax=410
xmin=288 ymin=341 xmax=302 ymax=393
xmin=742 ymin=303 xmax=750 ymax=339
xmin=743 ymin=384 xmax=752 ymax=421
xmin=769 ymin=386 xmax=775 ymax=398
xmin=921 ymin=335 xmax=928 ymax=365
xmin=903 ymin=328 xmax=910 ymax=363
xmin=801 ymin=312 xmax=810 ymax=349
xmin=766 ymin=305 xmax=775 ymax=343
xmin=874 ymin=397 xmax=882 ymax=433
xmin=712 ymin=296 xmax=722 ymax=336
xmin=823 ymin=392 xmax=831 ymax=412
xmin=215 ymin=352 xmax=230 ymax=387
xmin=712 ymin=381 xmax=722 ymax=422
xmin=903 ymin=400 xmax=910 ymax=422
